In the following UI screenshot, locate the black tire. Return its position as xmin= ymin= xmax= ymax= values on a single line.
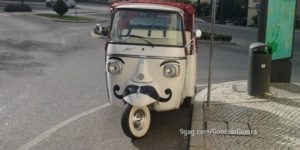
xmin=181 ymin=86 xmax=197 ymax=108
xmin=121 ymin=104 xmax=151 ymax=139
xmin=181 ymin=97 xmax=192 ymax=108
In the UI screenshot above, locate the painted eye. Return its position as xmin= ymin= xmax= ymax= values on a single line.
xmin=163 ymin=64 xmax=179 ymax=78
xmin=107 ymin=60 xmax=122 ymax=74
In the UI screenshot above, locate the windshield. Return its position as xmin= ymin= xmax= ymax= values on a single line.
xmin=109 ymin=9 xmax=184 ymax=47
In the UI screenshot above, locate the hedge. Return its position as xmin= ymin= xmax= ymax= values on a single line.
xmin=4 ymin=4 xmax=32 ymax=12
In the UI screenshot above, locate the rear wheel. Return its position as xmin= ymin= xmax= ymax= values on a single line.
xmin=181 ymin=87 xmax=197 ymax=108
xmin=181 ymin=97 xmax=192 ymax=108
xmin=121 ymin=104 xmax=151 ymax=139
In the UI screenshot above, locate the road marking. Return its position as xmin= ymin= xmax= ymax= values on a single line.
xmin=0 ymin=13 xmax=9 ymax=16
xmin=17 ymin=103 xmax=111 ymax=150
xmin=293 ymin=82 xmax=300 ymax=86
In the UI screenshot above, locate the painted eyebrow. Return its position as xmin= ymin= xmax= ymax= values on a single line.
xmin=109 ymin=57 xmax=125 ymax=64
xmin=160 ymin=60 xmax=180 ymax=66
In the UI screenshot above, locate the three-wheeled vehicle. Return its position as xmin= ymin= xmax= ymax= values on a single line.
xmin=103 ymin=0 xmax=201 ymax=139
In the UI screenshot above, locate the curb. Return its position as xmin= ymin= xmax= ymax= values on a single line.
xmin=189 ymin=81 xmax=240 ymax=150
xmin=198 ymin=40 xmax=236 ymax=46
xmin=31 ymin=14 xmax=95 ymax=23
xmin=189 ymin=87 xmax=208 ymax=150
xmin=189 ymin=101 xmax=205 ymax=150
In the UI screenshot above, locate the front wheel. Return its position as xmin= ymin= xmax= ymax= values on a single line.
xmin=121 ymin=104 xmax=151 ymax=139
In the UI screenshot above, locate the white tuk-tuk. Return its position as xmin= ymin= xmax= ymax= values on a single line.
xmin=103 ymin=0 xmax=201 ymax=139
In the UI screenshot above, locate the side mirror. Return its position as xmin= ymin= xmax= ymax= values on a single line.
xmin=195 ymin=29 xmax=202 ymax=38
xmin=92 ymin=24 xmax=110 ymax=38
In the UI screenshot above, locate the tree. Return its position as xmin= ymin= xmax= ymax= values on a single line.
xmin=53 ymin=0 xmax=68 ymax=17
xmin=201 ymin=2 xmax=210 ymax=16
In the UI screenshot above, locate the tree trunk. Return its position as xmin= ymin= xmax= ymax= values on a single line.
xmin=197 ymin=0 xmax=201 ymax=16
xmin=21 ymin=0 xmax=24 ymax=6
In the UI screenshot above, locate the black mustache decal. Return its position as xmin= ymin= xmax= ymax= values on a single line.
xmin=113 ymin=85 xmax=172 ymax=102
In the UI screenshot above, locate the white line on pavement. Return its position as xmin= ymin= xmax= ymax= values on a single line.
xmin=17 ymin=103 xmax=112 ymax=150
xmin=0 ymin=13 xmax=9 ymax=16
xmin=293 ymin=82 xmax=300 ymax=86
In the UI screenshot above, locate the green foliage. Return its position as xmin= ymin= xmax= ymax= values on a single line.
xmin=53 ymin=0 xmax=68 ymax=17
xmin=4 ymin=4 xmax=32 ymax=12
xmin=201 ymin=2 xmax=210 ymax=16
xmin=252 ymin=15 xmax=258 ymax=26
xmin=101 ymin=27 xmax=110 ymax=36
xmin=37 ymin=13 xmax=94 ymax=22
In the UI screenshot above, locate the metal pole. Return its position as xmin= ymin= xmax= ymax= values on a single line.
xmin=207 ymin=0 xmax=217 ymax=107
xmin=75 ymin=0 xmax=77 ymax=22
xmin=220 ymin=0 xmax=223 ymax=19
xmin=258 ymin=0 xmax=268 ymax=42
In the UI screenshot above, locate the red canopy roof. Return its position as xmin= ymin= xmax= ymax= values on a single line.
xmin=111 ymin=0 xmax=195 ymax=15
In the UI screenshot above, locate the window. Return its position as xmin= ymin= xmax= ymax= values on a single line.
xmin=109 ymin=9 xmax=184 ymax=47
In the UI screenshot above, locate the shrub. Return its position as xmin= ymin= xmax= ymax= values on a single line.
xmin=101 ymin=26 xmax=110 ymax=36
xmin=198 ymin=31 xmax=232 ymax=42
xmin=252 ymin=15 xmax=258 ymax=26
xmin=4 ymin=4 xmax=32 ymax=12
xmin=53 ymin=0 xmax=68 ymax=17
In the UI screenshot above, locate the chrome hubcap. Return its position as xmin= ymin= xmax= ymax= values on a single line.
xmin=132 ymin=109 xmax=146 ymax=131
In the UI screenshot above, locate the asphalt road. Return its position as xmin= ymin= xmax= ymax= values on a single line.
xmin=197 ymin=22 xmax=300 ymax=84
xmin=0 ymin=1 xmax=299 ymax=150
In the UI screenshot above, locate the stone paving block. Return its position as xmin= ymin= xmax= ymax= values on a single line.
xmin=206 ymin=121 xmax=227 ymax=130
xmin=191 ymin=81 xmax=300 ymax=150
xmin=232 ymin=84 xmax=247 ymax=92
xmin=227 ymin=122 xmax=252 ymax=136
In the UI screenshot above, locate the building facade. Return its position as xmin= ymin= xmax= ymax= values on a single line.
xmin=247 ymin=0 xmax=259 ymax=26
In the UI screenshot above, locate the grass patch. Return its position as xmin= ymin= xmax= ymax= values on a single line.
xmin=36 ymin=13 xmax=94 ymax=22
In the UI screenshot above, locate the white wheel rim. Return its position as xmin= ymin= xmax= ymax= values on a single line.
xmin=132 ymin=108 xmax=146 ymax=130
xmin=128 ymin=106 xmax=150 ymax=138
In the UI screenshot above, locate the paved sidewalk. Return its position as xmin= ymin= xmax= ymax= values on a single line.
xmin=190 ymin=81 xmax=300 ymax=150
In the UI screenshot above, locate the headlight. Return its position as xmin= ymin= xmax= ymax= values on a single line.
xmin=107 ymin=60 xmax=122 ymax=74
xmin=163 ymin=64 xmax=179 ymax=78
